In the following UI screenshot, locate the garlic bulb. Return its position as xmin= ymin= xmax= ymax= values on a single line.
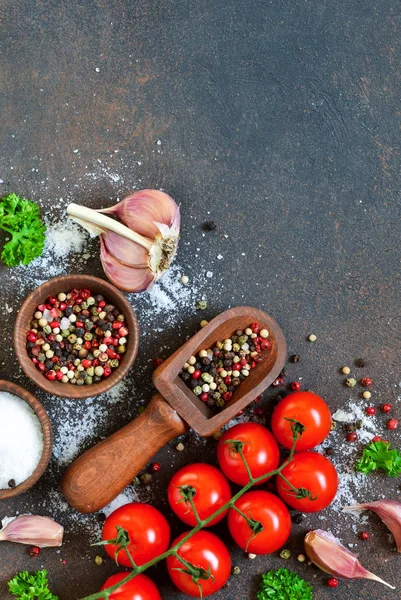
xmin=0 ymin=515 xmax=64 ymax=547
xmin=344 ymin=500 xmax=401 ymax=552
xmin=304 ymin=529 xmax=394 ymax=588
xmin=67 ymin=189 xmax=180 ymax=292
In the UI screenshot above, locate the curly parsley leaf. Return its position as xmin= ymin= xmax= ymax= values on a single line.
xmin=8 ymin=570 xmax=58 ymax=600
xmin=355 ymin=441 xmax=401 ymax=477
xmin=257 ymin=568 xmax=313 ymax=600
xmin=0 ymin=193 xmax=46 ymax=267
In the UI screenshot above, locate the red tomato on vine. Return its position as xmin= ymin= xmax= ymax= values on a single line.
xmin=100 ymin=573 xmax=161 ymax=600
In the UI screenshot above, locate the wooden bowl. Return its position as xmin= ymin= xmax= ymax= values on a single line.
xmin=14 ymin=275 xmax=139 ymax=399
xmin=0 ymin=380 xmax=53 ymax=500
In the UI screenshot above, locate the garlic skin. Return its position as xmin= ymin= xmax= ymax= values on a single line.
xmin=344 ymin=500 xmax=401 ymax=552
xmin=304 ymin=529 xmax=395 ymax=589
xmin=67 ymin=189 xmax=180 ymax=292
xmin=0 ymin=515 xmax=64 ymax=547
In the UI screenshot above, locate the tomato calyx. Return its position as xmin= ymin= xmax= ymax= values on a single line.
xmin=222 ymin=438 xmax=250 ymax=455
xmin=178 ymin=484 xmax=197 ymax=503
xmin=284 ymin=417 xmax=306 ymax=440
xmin=288 ymin=486 xmax=319 ymax=501
xmin=94 ymin=525 xmax=134 ymax=566
xmin=173 ymin=556 xmax=215 ymax=598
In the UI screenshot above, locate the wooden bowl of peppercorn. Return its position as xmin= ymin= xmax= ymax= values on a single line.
xmin=14 ymin=275 xmax=139 ymax=399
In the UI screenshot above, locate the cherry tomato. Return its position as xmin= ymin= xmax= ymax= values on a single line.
xmin=100 ymin=573 xmax=161 ymax=600
xmin=217 ymin=423 xmax=280 ymax=486
xmin=102 ymin=503 xmax=170 ymax=568
xmin=277 ymin=452 xmax=338 ymax=512
xmin=168 ymin=463 xmax=231 ymax=526
xmin=271 ymin=391 xmax=332 ymax=451
xmin=166 ymin=531 xmax=231 ymax=597
xmin=228 ymin=490 xmax=291 ymax=554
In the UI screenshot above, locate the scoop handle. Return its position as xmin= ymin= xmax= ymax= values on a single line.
xmin=60 ymin=393 xmax=187 ymax=513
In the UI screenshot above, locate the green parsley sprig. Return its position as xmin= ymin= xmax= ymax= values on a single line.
xmin=355 ymin=440 xmax=401 ymax=477
xmin=8 ymin=570 xmax=58 ymax=600
xmin=257 ymin=568 xmax=313 ymax=600
xmin=0 ymin=193 xmax=46 ymax=267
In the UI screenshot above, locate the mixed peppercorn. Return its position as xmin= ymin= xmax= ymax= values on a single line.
xmin=26 ymin=288 xmax=128 ymax=385
xmin=179 ymin=323 xmax=271 ymax=410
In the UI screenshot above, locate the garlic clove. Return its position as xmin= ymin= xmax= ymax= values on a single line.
xmin=304 ymin=529 xmax=395 ymax=589
xmin=344 ymin=501 xmax=401 ymax=552
xmin=0 ymin=515 xmax=63 ymax=547
xmin=101 ymin=189 xmax=180 ymax=238
xmin=100 ymin=238 xmax=155 ymax=292
xmin=104 ymin=231 xmax=150 ymax=268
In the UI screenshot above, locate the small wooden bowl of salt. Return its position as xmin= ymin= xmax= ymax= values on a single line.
xmin=0 ymin=380 xmax=52 ymax=500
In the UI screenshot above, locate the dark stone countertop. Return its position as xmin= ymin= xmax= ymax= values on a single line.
xmin=0 ymin=1 xmax=400 ymax=598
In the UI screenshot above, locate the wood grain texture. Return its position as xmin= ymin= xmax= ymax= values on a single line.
xmin=154 ymin=306 xmax=286 ymax=436
xmin=0 ymin=380 xmax=53 ymax=500
xmin=60 ymin=393 xmax=187 ymax=513
xmin=14 ymin=275 xmax=139 ymax=399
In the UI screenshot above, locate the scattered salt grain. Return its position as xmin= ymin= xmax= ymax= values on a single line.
xmin=206 ymin=271 xmax=213 ymax=278
xmin=0 ymin=392 xmax=43 ymax=488
xmin=217 ymin=254 xmax=223 ymax=260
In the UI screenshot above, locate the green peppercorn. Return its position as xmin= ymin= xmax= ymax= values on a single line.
xmin=280 ymin=549 xmax=291 ymax=559
xmin=212 ymin=392 xmax=221 ymax=400
xmin=193 ymin=386 xmax=202 ymax=395
xmin=238 ymin=335 xmax=248 ymax=346
xmin=61 ymin=329 xmax=70 ymax=338
xmin=232 ymin=566 xmax=241 ymax=575
xmin=73 ymin=304 xmax=82 ymax=314
xmin=68 ymin=334 xmax=77 ymax=343
xmin=87 ymin=296 xmax=95 ymax=306
xmin=201 ymin=373 xmax=213 ymax=383
xmin=117 ymin=345 xmax=126 ymax=354
xmin=109 ymin=359 xmax=120 ymax=368
xmin=76 ymin=379 xmax=85 ymax=386
xmin=84 ymin=332 xmax=93 ymax=341
xmin=81 ymin=301 xmax=88 ymax=310
xmin=91 ymin=307 xmax=98 ymax=316
xmin=85 ymin=321 xmax=94 ymax=331
xmin=73 ymin=344 xmax=83 ymax=352
xmin=117 ymin=314 xmax=125 ymax=322
xmin=43 ymin=325 xmax=52 ymax=335
xmin=196 ymin=300 xmax=207 ymax=310
xmin=85 ymin=376 xmax=93 ymax=385
xmin=216 ymin=397 xmax=225 ymax=407
xmin=141 ymin=473 xmax=152 ymax=484
xmin=87 ymin=367 xmax=95 ymax=377
xmin=218 ymin=383 xmax=227 ymax=394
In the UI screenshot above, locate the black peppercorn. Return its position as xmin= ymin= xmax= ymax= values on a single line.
xmin=202 ymin=221 xmax=217 ymax=231
xmin=290 ymin=354 xmax=300 ymax=363
xmin=8 ymin=479 xmax=16 ymax=488
xmin=325 ymin=447 xmax=334 ymax=456
xmin=291 ymin=513 xmax=303 ymax=524
xmin=355 ymin=358 xmax=366 ymax=368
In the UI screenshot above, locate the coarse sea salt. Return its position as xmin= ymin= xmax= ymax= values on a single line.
xmin=0 ymin=392 xmax=43 ymax=488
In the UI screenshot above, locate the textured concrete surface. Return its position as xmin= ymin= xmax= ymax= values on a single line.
xmin=0 ymin=0 xmax=400 ymax=598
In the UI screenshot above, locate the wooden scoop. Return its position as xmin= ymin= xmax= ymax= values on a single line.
xmin=61 ymin=307 xmax=286 ymax=513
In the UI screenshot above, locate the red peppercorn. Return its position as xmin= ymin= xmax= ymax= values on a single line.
xmin=372 ymin=435 xmax=387 ymax=443
xmin=381 ymin=403 xmax=392 ymax=413
xmin=254 ymin=407 xmax=264 ymax=417
xmin=291 ymin=381 xmax=301 ymax=391
xmin=153 ymin=357 xmax=164 ymax=367
xmin=360 ymin=377 xmax=373 ymax=387
xmin=26 ymin=332 xmax=38 ymax=343
xmin=38 ymin=362 xmax=46 ymax=371
xmin=192 ymin=370 xmax=201 ymax=379
xmin=272 ymin=377 xmax=284 ymax=387
xmin=365 ymin=406 xmax=376 ymax=416
xmin=92 ymin=340 xmax=100 ymax=348
xmin=103 ymin=366 xmax=112 ymax=377
xmin=75 ymin=321 xmax=84 ymax=328
xmin=70 ymin=288 xmax=79 ymax=298
xmin=59 ymin=302 xmax=67 ymax=311
xmin=151 ymin=462 xmax=161 ymax=472
xmin=224 ymin=376 xmax=232 ymax=385
xmin=223 ymin=391 xmax=233 ymax=402
xmin=32 ymin=357 xmax=39 ymax=365
xmin=81 ymin=359 xmax=92 ymax=369
xmin=84 ymin=341 xmax=92 ymax=350
xmin=48 ymin=296 xmax=58 ymax=305
xmin=359 ymin=531 xmax=370 ymax=541
xmin=80 ymin=289 xmax=91 ymax=299
xmin=327 ymin=578 xmax=339 ymax=588
xmin=75 ymin=297 xmax=83 ymax=305
xmin=119 ymin=327 xmax=129 ymax=337
xmin=28 ymin=546 xmax=41 ymax=557
xmin=260 ymin=339 xmax=271 ymax=351
xmin=200 ymin=392 xmax=209 ymax=402
xmin=347 ymin=432 xmax=358 ymax=442
xmin=253 ymin=395 xmax=262 ymax=403
xmin=56 ymin=371 xmax=64 ymax=381
xmin=49 ymin=321 xmax=60 ymax=329
xmin=92 ymin=359 xmax=100 ymax=367
xmin=98 ymin=300 xmax=106 ymax=308
xmin=107 ymin=349 xmax=117 ymax=359
xmin=38 ymin=304 xmax=47 ymax=312
xmin=240 ymin=358 xmax=247 ymax=367
xmin=50 ymin=307 xmax=60 ymax=318
xmin=66 ymin=298 xmax=75 ymax=306
xmin=48 ymin=333 xmax=56 ymax=342
xmin=250 ymin=323 xmax=260 ymax=333
xmin=250 ymin=361 xmax=257 ymax=369
xmin=387 ymin=418 xmax=399 ymax=430
xmin=45 ymin=370 xmax=57 ymax=381
xmin=112 ymin=321 xmax=123 ymax=329
xmin=255 ymin=344 xmax=261 ymax=353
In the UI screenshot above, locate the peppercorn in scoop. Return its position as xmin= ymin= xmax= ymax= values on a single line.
xmin=179 ymin=323 xmax=271 ymax=411
xmin=26 ymin=288 xmax=128 ymax=385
